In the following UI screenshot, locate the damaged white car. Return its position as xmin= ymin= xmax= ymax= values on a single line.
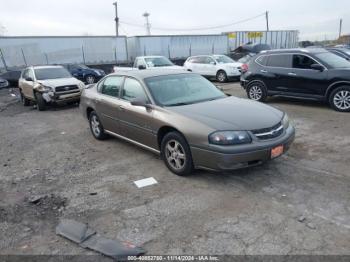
xmin=18 ymin=65 xmax=85 ymax=111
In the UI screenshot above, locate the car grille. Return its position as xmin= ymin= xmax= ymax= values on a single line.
xmin=251 ymin=122 xmax=283 ymax=140
xmin=55 ymin=85 xmax=79 ymax=93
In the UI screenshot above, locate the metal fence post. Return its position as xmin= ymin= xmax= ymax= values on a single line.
xmin=114 ymin=47 xmax=117 ymax=64
xmin=143 ymin=45 xmax=146 ymax=56
xmin=189 ymin=43 xmax=191 ymax=56
xmin=168 ymin=44 xmax=171 ymax=59
xmin=21 ymin=48 xmax=27 ymax=66
xmin=0 ymin=48 xmax=8 ymax=71
xmin=212 ymin=43 xmax=214 ymax=54
xmin=44 ymin=53 xmax=49 ymax=64
xmin=81 ymin=45 xmax=86 ymax=64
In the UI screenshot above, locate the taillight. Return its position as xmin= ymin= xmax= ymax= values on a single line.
xmin=241 ymin=64 xmax=248 ymax=73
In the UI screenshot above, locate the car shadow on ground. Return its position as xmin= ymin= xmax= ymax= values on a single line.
xmin=266 ymin=96 xmax=328 ymax=109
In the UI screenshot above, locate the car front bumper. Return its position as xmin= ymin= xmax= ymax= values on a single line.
xmin=42 ymin=90 xmax=82 ymax=103
xmin=190 ymin=125 xmax=295 ymax=171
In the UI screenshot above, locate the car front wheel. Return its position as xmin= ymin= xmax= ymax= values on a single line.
xmin=216 ymin=70 xmax=227 ymax=83
xmin=161 ymin=131 xmax=194 ymax=176
xmin=85 ymin=75 xmax=95 ymax=84
xmin=20 ymin=90 xmax=30 ymax=106
xmin=246 ymin=81 xmax=268 ymax=102
xmin=35 ymin=92 xmax=46 ymax=111
xmin=89 ymin=111 xmax=107 ymax=140
xmin=329 ymin=86 xmax=350 ymax=112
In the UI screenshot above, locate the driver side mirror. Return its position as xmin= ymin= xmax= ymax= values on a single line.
xmin=138 ymin=65 xmax=146 ymax=70
xmin=210 ymin=61 xmax=216 ymax=65
xmin=25 ymin=77 xmax=33 ymax=81
xmin=130 ymin=97 xmax=151 ymax=108
xmin=310 ymin=64 xmax=324 ymax=71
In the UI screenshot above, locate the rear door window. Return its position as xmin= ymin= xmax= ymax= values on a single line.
xmin=267 ymin=54 xmax=292 ymax=68
xmin=100 ymin=76 xmax=124 ymax=97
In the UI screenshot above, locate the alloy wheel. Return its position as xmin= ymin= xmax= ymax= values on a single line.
xmin=249 ymin=85 xmax=263 ymax=100
xmin=165 ymin=139 xmax=186 ymax=170
xmin=333 ymin=90 xmax=350 ymax=110
xmin=90 ymin=115 xmax=101 ymax=137
xmin=86 ymin=76 xmax=95 ymax=84
xmin=217 ymin=72 xmax=226 ymax=82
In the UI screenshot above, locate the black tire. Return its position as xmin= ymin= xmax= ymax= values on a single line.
xmin=216 ymin=70 xmax=227 ymax=83
xmin=20 ymin=89 xmax=30 ymax=106
xmin=34 ymin=92 xmax=46 ymax=111
xmin=89 ymin=111 xmax=107 ymax=140
xmin=246 ymin=80 xmax=268 ymax=102
xmin=161 ymin=131 xmax=194 ymax=176
xmin=85 ymin=75 xmax=95 ymax=84
xmin=329 ymin=86 xmax=350 ymax=112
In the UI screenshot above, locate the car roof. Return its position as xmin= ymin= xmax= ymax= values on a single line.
xmin=260 ymin=48 xmax=328 ymax=55
xmin=136 ymin=56 xmax=166 ymax=59
xmin=29 ymin=65 xmax=64 ymax=69
xmin=110 ymin=69 xmax=191 ymax=80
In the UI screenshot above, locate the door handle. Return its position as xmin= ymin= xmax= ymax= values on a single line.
xmin=260 ymin=70 xmax=268 ymax=73
xmin=119 ymin=105 xmax=125 ymax=111
xmin=288 ymin=72 xmax=297 ymax=76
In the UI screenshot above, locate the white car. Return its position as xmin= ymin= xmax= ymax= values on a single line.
xmin=184 ymin=55 xmax=242 ymax=82
xmin=113 ymin=56 xmax=184 ymax=72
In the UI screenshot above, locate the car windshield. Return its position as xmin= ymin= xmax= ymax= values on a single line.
xmin=144 ymin=57 xmax=174 ymax=67
xmin=35 ymin=68 xmax=72 ymax=80
xmin=77 ymin=64 xmax=89 ymax=69
xmin=213 ymin=55 xmax=235 ymax=64
xmin=145 ymin=74 xmax=226 ymax=106
xmin=315 ymin=52 xmax=350 ymax=68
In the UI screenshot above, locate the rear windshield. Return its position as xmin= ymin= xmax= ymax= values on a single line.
xmin=35 ymin=68 xmax=72 ymax=80
xmin=314 ymin=52 xmax=350 ymax=69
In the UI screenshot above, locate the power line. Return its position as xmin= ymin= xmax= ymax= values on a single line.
xmin=120 ymin=12 xmax=266 ymax=32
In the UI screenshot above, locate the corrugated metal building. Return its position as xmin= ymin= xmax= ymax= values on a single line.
xmin=0 ymin=31 xmax=298 ymax=69
xmin=226 ymin=30 xmax=299 ymax=50
xmin=0 ymin=36 xmax=128 ymax=69
xmin=127 ymin=34 xmax=228 ymax=60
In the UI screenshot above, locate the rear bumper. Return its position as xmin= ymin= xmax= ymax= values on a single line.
xmin=191 ymin=125 xmax=295 ymax=171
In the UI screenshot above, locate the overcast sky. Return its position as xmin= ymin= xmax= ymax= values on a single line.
xmin=0 ymin=0 xmax=349 ymax=40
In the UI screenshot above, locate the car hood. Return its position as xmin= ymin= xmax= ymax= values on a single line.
xmin=167 ymin=96 xmax=283 ymax=131
xmin=37 ymin=77 xmax=83 ymax=87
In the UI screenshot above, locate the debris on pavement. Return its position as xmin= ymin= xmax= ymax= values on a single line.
xmin=133 ymin=177 xmax=158 ymax=188
xmin=28 ymin=195 xmax=45 ymax=204
xmin=297 ymin=215 xmax=306 ymax=223
xmin=56 ymin=219 xmax=146 ymax=259
xmin=306 ymin=222 xmax=316 ymax=230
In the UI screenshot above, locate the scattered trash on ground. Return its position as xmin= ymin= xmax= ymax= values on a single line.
xmin=89 ymin=192 xmax=98 ymax=196
xmin=297 ymin=215 xmax=306 ymax=223
xmin=133 ymin=177 xmax=158 ymax=188
xmin=306 ymin=222 xmax=316 ymax=230
xmin=56 ymin=219 xmax=146 ymax=259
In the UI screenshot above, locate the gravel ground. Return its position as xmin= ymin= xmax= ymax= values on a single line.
xmin=0 ymin=83 xmax=349 ymax=258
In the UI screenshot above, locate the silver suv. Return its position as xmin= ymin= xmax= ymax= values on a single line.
xmin=18 ymin=65 xmax=85 ymax=111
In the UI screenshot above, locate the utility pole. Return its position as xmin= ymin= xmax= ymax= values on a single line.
xmin=143 ymin=12 xmax=151 ymax=35
xmin=339 ymin=18 xmax=343 ymax=39
xmin=265 ymin=11 xmax=269 ymax=31
xmin=113 ymin=1 xmax=119 ymax=36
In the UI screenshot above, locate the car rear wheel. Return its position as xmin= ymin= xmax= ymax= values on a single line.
xmin=89 ymin=111 xmax=107 ymax=140
xmin=20 ymin=90 xmax=30 ymax=106
xmin=246 ymin=81 xmax=267 ymax=102
xmin=85 ymin=75 xmax=95 ymax=84
xmin=216 ymin=70 xmax=227 ymax=83
xmin=329 ymin=86 xmax=350 ymax=112
xmin=34 ymin=92 xmax=46 ymax=111
xmin=161 ymin=131 xmax=194 ymax=176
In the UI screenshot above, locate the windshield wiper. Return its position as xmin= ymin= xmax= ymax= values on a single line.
xmin=166 ymin=102 xmax=191 ymax=106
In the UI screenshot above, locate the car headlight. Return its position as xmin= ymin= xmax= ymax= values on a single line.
xmin=38 ymin=85 xmax=53 ymax=92
xmin=94 ymin=70 xmax=101 ymax=76
xmin=209 ymin=131 xmax=252 ymax=145
xmin=78 ymin=82 xmax=85 ymax=89
xmin=282 ymin=113 xmax=289 ymax=129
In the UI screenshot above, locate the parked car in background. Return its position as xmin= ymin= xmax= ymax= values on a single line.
xmin=237 ymin=53 xmax=255 ymax=64
xmin=184 ymin=55 xmax=242 ymax=82
xmin=326 ymin=47 xmax=350 ymax=60
xmin=63 ymin=64 xmax=105 ymax=84
xmin=113 ymin=56 xmax=184 ymax=72
xmin=0 ymin=70 xmax=22 ymax=87
xmin=230 ymin=43 xmax=271 ymax=61
xmin=80 ymin=70 xmax=295 ymax=176
xmin=240 ymin=48 xmax=350 ymax=112
xmin=0 ymin=77 xmax=9 ymax=89
xmin=18 ymin=65 xmax=85 ymax=111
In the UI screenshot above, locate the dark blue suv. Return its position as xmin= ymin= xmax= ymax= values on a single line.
xmin=64 ymin=64 xmax=105 ymax=84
